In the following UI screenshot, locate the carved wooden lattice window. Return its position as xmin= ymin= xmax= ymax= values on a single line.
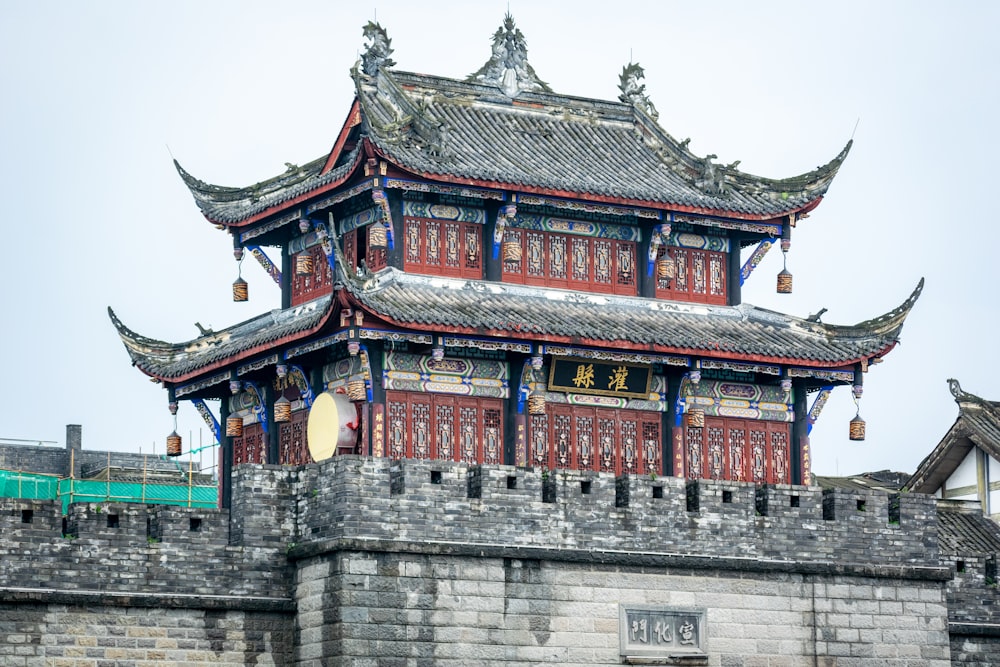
xmin=530 ymin=414 xmax=549 ymax=467
xmin=656 ymin=246 xmax=727 ymax=305
xmin=232 ymin=422 xmax=265 ymax=466
xmin=291 ymin=245 xmax=333 ymax=307
xmin=771 ymin=429 xmax=789 ymax=484
xmin=503 ymin=230 xmax=636 ymax=296
xmin=684 ymin=418 xmax=790 ymax=484
xmin=686 ymin=426 xmax=703 ymax=479
xmin=598 ymin=413 xmax=617 ymax=473
xmin=532 ymin=406 xmax=660 ymax=475
xmin=278 ymin=410 xmax=311 ymax=465
xmin=728 ymin=424 xmax=747 ymax=482
xmin=706 ymin=424 xmax=726 ymax=480
xmin=435 ymin=399 xmax=455 ymax=461
xmin=403 ymin=217 xmax=481 ymax=279
xmin=384 ymin=391 xmax=503 ymax=464
xmin=575 ymin=414 xmax=595 ymax=471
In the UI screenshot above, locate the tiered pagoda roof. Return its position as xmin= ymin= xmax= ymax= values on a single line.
xmin=112 ymin=16 xmax=918 ymax=391
xmin=111 ymin=262 xmax=922 ymax=384
xmin=175 ymin=16 xmax=849 ymax=227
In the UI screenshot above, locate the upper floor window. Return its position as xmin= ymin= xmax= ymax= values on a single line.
xmin=404 ymin=217 xmax=482 ymax=279
xmin=343 ymin=223 xmax=388 ymax=277
xmin=502 ymin=227 xmax=637 ymax=296
xmin=654 ymin=233 xmax=728 ymax=305
xmin=290 ymin=245 xmax=333 ymax=306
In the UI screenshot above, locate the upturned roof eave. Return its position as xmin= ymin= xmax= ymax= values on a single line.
xmin=108 ymin=299 xmax=338 ymax=384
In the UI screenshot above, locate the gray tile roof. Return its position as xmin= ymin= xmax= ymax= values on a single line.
xmin=344 ymin=269 xmax=921 ymax=366
xmin=906 ymin=381 xmax=1000 ymax=494
xmin=175 ymin=21 xmax=850 ymax=225
xmin=111 ymin=271 xmax=921 ymax=383
xmin=937 ymin=500 xmax=1000 ymax=555
xmin=108 ymin=297 xmax=333 ymax=382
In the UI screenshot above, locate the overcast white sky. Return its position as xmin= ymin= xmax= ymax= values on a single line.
xmin=1 ymin=1 xmax=996 ymax=477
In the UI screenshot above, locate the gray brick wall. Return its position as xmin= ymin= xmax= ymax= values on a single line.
xmin=0 ymin=457 xmax=978 ymax=665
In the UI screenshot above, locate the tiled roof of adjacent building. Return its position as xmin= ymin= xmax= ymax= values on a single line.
xmin=906 ymin=381 xmax=1000 ymax=494
xmin=175 ymin=16 xmax=850 ymax=226
xmin=937 ymin=500 xmax=1000 ymax=555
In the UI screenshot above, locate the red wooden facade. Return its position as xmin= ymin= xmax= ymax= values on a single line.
xmin=403 ymin=217 xmax=482 ymax=279
xmin=232 ymin=422 xmax=266 ymax=466
xmin=682 ymin=417 xmax=790 ymax=484
xmin=655 ymin=246 xmax=727 ymax=305
xmin=385 ymin=391 xmax=503 ymax=465
xmin=502 ymin=229 xmax=637 ymax=296
xmin=279 ymin=410 xmax=312 ymax=466
xmin=528 ymin=406 xmax=661 ymax=476
xmin=291 ymin=246 xmax=334 ymax=307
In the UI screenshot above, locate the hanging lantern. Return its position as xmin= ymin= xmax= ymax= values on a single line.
xmin=776 ymin=268 xmax=793 ymax=294
xmin=527 ymin=392 xmax=546 ymax=415
xmin=274 ymin=395 xmax=292 ymax=423
xmin=849 ymin=414 xmax=866 ymax=441
xmin=685 ymin=407 xmax=705 ymax=428
xmin=226 ymin=416 xmax=244 ymax=437
xmin=656 ymin=256 xmax=676 ymax=281
xmin=369 ymin=223 xmax=388 ymax=248
xmin=233 ymin=276 xmax=249 ymax=302
xmin=166 ymin=431 xmax=182 ymax=457
xmin=346 ymin=380 xmax=367 ymax=402
xmin=503 ymin=240 xmax=522 ymax=262
xmin=295 ymin=253 xmax=313 ymax=276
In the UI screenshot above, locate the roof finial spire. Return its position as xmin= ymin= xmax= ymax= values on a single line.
xmin=360 ymin=20 xmax=395 ymax=76
xmin=467 ymin=14 xmax=550 ymax=97
xmin=618 ymin=62 xmax=658 ymax=121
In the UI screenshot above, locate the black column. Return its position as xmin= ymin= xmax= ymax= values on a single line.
xmin=219 ymin=398 xmax=233 ymax=509
xmin=265 ymin=382 xmax=279 ymax=465
xmin=791 ymin=382 xmax=808 ymax=485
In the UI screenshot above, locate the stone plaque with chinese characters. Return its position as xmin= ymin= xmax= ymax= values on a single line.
xmin=548 ymin=357 xmax=652 ymax=399
xmin=619 ymin=605 xmax=707 ymax=661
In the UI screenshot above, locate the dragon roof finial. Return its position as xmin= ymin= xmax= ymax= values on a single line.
xmin=467 ymin=13 xmax=550 ymax=97
xmin=361 ymin=21 xmax=396 ymax=76
xmin=618 ymin=62 xmax=658 ymax=120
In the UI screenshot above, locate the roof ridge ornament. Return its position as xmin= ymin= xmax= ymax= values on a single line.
xmin=467 ymin=13 xmax=551 ymax=97
xmin=361 ymin=21 xmax=396 ymax=76
xmin=947 ymin=378 xmax=996 ymax=413
xmin=618 ymin=62 xmax=658 ymax=121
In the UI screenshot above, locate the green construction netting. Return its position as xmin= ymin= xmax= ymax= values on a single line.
xmin=0 ymin=470 xmax=217 ymax=513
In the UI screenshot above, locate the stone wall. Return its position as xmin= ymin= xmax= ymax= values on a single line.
xmin=0 ymin=456 xmax=974 ymax=665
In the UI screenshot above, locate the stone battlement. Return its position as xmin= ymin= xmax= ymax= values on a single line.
xmin=0 ymin=457 xmax=941 ymax=607
xmin=283 ymin=457 xmax=939 ymax=570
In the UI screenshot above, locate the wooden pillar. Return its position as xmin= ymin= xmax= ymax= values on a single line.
xmin=265 ymin=382 xmax=279 ymax=464
xmin=366 ymin=342 xmax=386 ymax=458
xmin=505 ymin=353 xmax=528 ymax=467
xmin=280 ymin=240 xmax=291 ymax=310
xmin=483 ymin=200 xmax=503 ymax=282
xmin=663 ymin=371 xmax=682 ymax=477
xmin=219 ymin=397 xmax=233 ymax=509
xmin=727 ymin=233 xmax=742 ymax=306
xmin=385 ymin=190 xmax=404 ymax=269
xmin=792 ymin=382 xmax=808 ymax=485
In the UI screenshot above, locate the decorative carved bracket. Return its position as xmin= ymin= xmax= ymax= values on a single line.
xmin=739 ymin=238 xmax=776 ymax=286
xmin=806 ymin=386 xmax=834 ymax=435
xmin=191 ymin=398 xmax=221 ymax=443
xmin=246 ymin=245 xmax=282 ymax=285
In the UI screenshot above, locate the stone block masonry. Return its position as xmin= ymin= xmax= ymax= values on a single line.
xmin=0 ymin=457 xmax=963 ymax=665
